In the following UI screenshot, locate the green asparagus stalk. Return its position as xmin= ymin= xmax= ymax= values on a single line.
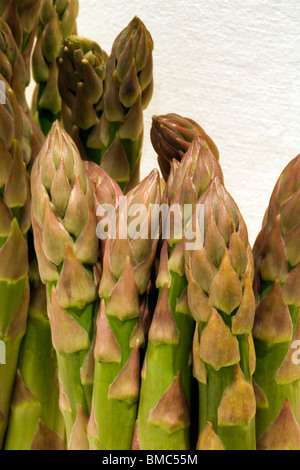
xmin=31 ymin=0 xmax=79 ymax=135
xmin=0 ymin=77 xmax=31 ymax=446
xmin=89 ymin=169 xmax=161 ymax=450
xmin=58 ymin=36 xmax=108 ymax=158
xmin=252 ymin=153 xmax=300 ymax=450
xmin=1 ymin=0 xmax=41 ymax=86
xmin=134 ymin=135 xmax=224 ymax=450
xmin=2 ymin=68 xmax=64 ymax=449
xmin=31 ymin=121 xmax=99 ymax=449
xmin=85 ymin=161 xmax=153 ymax=451
xmin=187 ymin=177 xmax=256 ymax=450
xmin=151 ymin=113 xmax=220 ymax=182
xmin=4 ymin=277 xmax=65 ymax=450
xmin=3 ymin=93 xmax=65 ymax=450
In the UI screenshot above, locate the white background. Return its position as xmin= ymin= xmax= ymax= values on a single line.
xmin=29 ymin=0 xmax=300 ymax=246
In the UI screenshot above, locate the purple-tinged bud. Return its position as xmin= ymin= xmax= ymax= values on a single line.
xmin=253 ymin=280 xmax=293 ymax=344
xmin=107 ymin=342 xmax=140 ymax=405
xmin=217 ymin=365 xmax=256 ymax=426
xmin=196 ymin=422 xmax=225 ymax=450
xmin=257 ymin=400 xmax=300 ymax=450
xmin=199 ymin=309 xmax=240 ymax=371
xmin=151 ymin=113 xmax=220 ymax=182
xmin=48 ymin=286 xmax=90 ymax=355
xmin=148 ymin=372 xmax=190 ymax=434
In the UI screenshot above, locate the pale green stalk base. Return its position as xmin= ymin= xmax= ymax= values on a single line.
xmin=254 ymin=305 xmax=300 ymax=440
xmin=50 ymin=296 xmax=96 ymax=446
xmin=57 ymin=350 xmax=92 ymax=443
xmin=93 ymin=317 xmax=138 ymax=450
xmin=0 ymin=337 xmax=23 ymax=446
xmin=197 ymin=322 xmax=256 ymax=450
xmin=198 ymin=371 xmax=256 ymax=450
xmin=4 ymin=287 xmax=65 ymax=450
xmin=137 ymin=272 xmax=195 ymax=450
xmin=0 ymin=276 xmax=28 ymax=447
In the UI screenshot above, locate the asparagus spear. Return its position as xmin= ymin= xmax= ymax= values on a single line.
xmin=58 ymin=36 xmax=108 ymax=157
xmin=59 ymin=17 xmax=153 ymax=193
xmin=59 ymin=17 xmax=153 ymax=192
xmin=84 ymin=161 xmax=155 ymax=451
xmin=3 ymin=91 xmax=65 ymax=450
xmin=1 ymin=0 xmax=41 ymax=86
xmin=31 ymin=121 xmax=99 ymax=449
xmin=187 ymin=177 xmax=256 ymax=450
xmin=101 ymin=16 xmax=154 ymax=192
xmin=0 ymin=77 xmax=31 ymax=446
xmin=0 ymin=11 xmax=45 ymax=150
xmin=134 ymin=136 xmax=224 ymax=450
xmin=4 ymin=277 xmax=65 ymax=450
xmin=0 ymin=16 xmax=29 ymax=111
xmin=90 ymin=169 xmax=161 ymax=450
xmin=31 ymin=0 xmax=79 ymax=134
xmin=252 ymin=153 xmax=300 ymax=450
xmin=151 ymin=113 xmax=219 ymax=182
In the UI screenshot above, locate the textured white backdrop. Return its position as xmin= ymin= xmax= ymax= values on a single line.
xmin=30 ymin=0 xmax=300 ymax=246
